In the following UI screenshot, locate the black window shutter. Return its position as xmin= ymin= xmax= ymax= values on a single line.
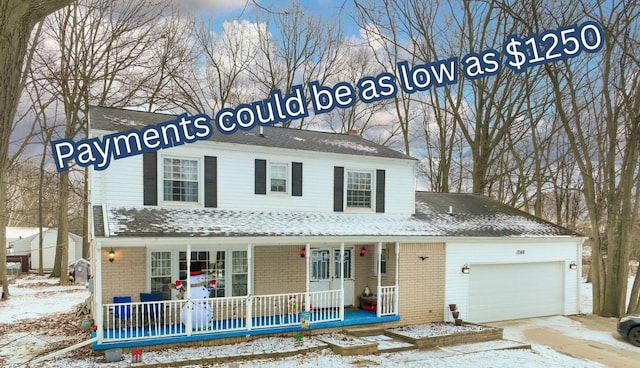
xmin=204 ymin=156 xmax=217 ymax=208
xmin=292 ymin=162 xmax=303 ymax=197
xmin=143 ymin=152 xmax=157 ymax=206
xmin=376 ymin=169 xmax=385 ymax=213
xmin=255 ymin=159 xmax=267 ymax=195
xmin=333 ymin=166 xmax=344 ymax=212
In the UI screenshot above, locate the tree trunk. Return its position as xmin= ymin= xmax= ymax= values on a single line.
xmin=0 ymin=0 xmax=70 ymax=299
xmin=52 ymin=171 xmax=70 ymax=285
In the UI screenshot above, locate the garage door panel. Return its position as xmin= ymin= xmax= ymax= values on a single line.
xmin=468 ymin=262 xmax=564 ymax=323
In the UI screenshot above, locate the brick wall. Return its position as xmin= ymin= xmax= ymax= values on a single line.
xmin=397 ymin=242 xmax=445 ymax=324
xmin=253 ymin=245 xmax=306 ymax=295
xmin=101 ymin=247 xmax=147 ymax=303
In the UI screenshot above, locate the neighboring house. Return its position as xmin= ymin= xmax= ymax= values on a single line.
xmin=10 ymin=228 xmax=83 ymax=270
xmin=87 ymin=106 xmax=584 ymax=351
xmin=6 ymin=227 xmax=45 ymax=253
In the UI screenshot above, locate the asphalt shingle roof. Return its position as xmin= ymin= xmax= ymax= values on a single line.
xmin=88 ymin=106 xmax=414 ymax=161
xmin=95 ymin=192 xmax=578 ymax=239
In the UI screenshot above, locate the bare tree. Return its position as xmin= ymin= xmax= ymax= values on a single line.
xmin=30 ymin=0 xmax=171 ymax=283
xmin=0 ymin=0 xmax=70 ymax=299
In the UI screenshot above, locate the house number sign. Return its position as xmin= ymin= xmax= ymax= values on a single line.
xmin=516 ymin=249 xmax=525 ymax=255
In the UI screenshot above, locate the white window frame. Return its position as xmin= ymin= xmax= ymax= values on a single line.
xmin=269 ymin=162 xmax=289 ymax=194
xmin=160 ymin=155 xmax=202 ymax=205
xmin=345 ymin=169 xmax=374 ymax=212
xmin=149 ymin=250 xmax=172 ymax=300
xmin=231 ymin=250 xmax=248 ymax=296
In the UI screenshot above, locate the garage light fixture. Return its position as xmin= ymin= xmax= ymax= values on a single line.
xmin=569 ymin=261 xmax=577 ymax=270
xmin=461 ymin=264 xmax=470 ymax=274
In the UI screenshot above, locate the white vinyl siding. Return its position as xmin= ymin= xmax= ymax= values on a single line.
xmin=90 ymin=138 xmax=416 ymax=214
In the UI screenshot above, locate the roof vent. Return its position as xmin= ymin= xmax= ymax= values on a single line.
xmin=259 ymin=126 xmax=264 ymax=137
xmin=348 ymin=129 xmax=359 ymax=136
xmin=448 ymin=206 xmax=454 ymax=215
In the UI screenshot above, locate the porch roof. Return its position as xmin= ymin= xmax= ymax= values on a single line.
xmin=93 ymin=192 xmax=578 ymax=239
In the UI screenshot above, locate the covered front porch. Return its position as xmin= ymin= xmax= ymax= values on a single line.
xmin=92 ymin=242 xmax=401 ymax=349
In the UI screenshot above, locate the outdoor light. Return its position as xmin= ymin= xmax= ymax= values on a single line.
xmin=360 ymin=247 xmax=367 ymax=256
xmin=108 ymin=248 xmax=115 ymax=263
xmin=461 ymin=264 xmax=470 ymax=274
xmin=300 ymin=248 xmax=306 ymax=258
xmin=569 ymin=261 xmax=577 ymax=270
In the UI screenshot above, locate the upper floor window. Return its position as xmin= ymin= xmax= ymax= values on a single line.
xmin=347 ymin=171 xmax=372 ymax=209
xmin=163 ymin=157 xmax=199 ymax=202
xmin=270 ymin=163 xmax=288 ymax=193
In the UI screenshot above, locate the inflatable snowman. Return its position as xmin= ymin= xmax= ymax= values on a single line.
xmin=176 ymin=262 xmax=213 ymax=330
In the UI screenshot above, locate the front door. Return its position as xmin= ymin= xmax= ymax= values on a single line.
xmin=309 ymin=247 xmax=354 ymax=307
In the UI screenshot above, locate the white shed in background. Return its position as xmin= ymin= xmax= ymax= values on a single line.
xmin=10 ymin=228 xmax=83 ymax=270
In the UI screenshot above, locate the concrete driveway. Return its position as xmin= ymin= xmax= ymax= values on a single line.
xmin=488 ymin=314 xmax=640 ymax=368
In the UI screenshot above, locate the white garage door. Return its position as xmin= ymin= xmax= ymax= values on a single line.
xmin=467 ymin=262 xmax=564 ymax=323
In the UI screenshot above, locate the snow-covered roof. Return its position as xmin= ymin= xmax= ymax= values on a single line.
xmin=93 ymin=193 xmax=578 ymax=239
xmin=88 ymin=106 xmax=415 ymax=161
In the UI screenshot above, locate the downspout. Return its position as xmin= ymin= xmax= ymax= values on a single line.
xmin=376 ymin=242 xmax=382 ymax=318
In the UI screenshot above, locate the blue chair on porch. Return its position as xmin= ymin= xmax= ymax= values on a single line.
xmin=113 ymin=296 xmax=132 ymax=327
xmin=140 ymin=292 xmax=163 ymax=325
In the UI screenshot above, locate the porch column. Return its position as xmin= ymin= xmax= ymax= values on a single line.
xmin=305 ymin=243 xmax=310 ymax=313
xmin=376 ymin=242 xmax=382 ymax=318
xmin=340 ymin=242 xmax=345 ymax=321
xmin=95 ymin=241 xmax=103 ymax=343
xmin=395 ymin=241 xmax=400 ymax=315
xmin=246 ymin=244 xmax=253 ymax=331
xmin=185 ymin=244 xmax=192 ymax=335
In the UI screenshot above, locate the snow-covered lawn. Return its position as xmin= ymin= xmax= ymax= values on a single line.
xmin=0 ymin=273 xmax=629 ymax=367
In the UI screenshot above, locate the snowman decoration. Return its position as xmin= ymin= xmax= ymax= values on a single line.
xmin=175 ymin=262 xmax=214 ymax=330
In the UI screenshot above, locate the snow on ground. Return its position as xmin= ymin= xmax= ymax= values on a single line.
xmin=0 ymin=273 xmax=631 ymax=367
xmin=0 ymin=274 xmax=89 ymax=323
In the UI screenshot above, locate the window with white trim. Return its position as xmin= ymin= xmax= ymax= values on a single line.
xmin=270 ymin=163 xmax=288 ymax=193
xmin=231 ymin=251 xmax=248 ymax=296
xmin=150 ymin=251 xmax=172 ymax=300
xmin=163 ymin=157 xmax=199 ymax=202
xmin=347 ymin=171 xmax=372 ymax=209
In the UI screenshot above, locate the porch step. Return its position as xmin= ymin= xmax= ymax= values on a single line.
xmin=344 ymin=327 xmax=385 ymax=337
xmin=345 ymin=327 xmax=416 ymax=353
xmin=360 ymin=334 xmax=416 ymax=353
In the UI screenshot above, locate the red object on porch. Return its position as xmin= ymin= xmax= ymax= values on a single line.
xmin=359 ymin=247 xmax=366 ymax=256
xmin=300 ymin=248 xmax=306 ymax=257
xmin=131 ymin=348 xmax=142 ymax=363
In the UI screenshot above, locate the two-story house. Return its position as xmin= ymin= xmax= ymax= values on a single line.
xmin=87 ymin=106 xmax=584 ymax=351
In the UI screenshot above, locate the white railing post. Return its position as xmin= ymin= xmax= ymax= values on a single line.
xmin=305 ymin=243 xmax=310 ymax=314
xmin=95 ymin=241 xmax=103 ymax=343
xmin=376 ymin=242 xmax=382 ymax=318
xmin=395 ymin=241 xmax=400 ymax=315
xmin=185 ymin=244 xmax=192 ymax=335
xmin=340 ymin=242 xmax=344 ymax=321
xmin=246 ymin=244 xmax=253 ymax=331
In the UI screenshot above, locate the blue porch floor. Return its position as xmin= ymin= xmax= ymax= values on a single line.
xmin=93 ymin=309 xmax=400 ymax=351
